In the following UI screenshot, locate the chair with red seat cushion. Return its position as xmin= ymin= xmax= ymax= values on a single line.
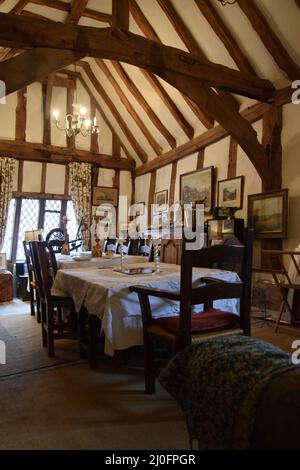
xmin=130 ymin=228 xmax=253 ymax=394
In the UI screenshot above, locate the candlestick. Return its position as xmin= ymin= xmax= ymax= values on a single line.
xmin=91 ymin=214 xmax=102 ymax=258
xmin=152 ymin=238 xmax=160 ymax=274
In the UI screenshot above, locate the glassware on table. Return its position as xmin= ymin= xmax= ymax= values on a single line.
xmin=152 ymin=238 xmax=161 ymax=274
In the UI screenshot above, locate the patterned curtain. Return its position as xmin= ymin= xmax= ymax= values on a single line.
xmin=0 ymin=157 xmax=16 ymax=250
xmin=69 ymin=162 xmax=92 ymax=250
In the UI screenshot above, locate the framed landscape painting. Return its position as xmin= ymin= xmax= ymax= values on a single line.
xmin=93 ymin=186 xmax=118 ymax=206
xmin=217 ymin=176 xmax=244 ymax=209
xmin=180 ymin=166 xmax=214 ymax=214
xmin=248 ymin=189 xmax=288 ymax=239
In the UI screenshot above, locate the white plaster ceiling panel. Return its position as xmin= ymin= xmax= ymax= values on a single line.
xmin=212 ymin=0 xmax=287 ymax=84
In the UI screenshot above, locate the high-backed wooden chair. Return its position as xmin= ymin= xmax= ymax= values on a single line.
xmin=160 ymin=238 xmax=182 ymax=265
xmin=105 ymin=238 xmax=118 ymax=253
xmin=128 ymin=238 xmax=141 ymax=255
xmin=131 ymin=229 xmax=253 ymax=393
xmin=138 ymin=239 xmax=154 ymax=261
xmin=23 ymin=240 xmax=38 ymax=317
xmin=30 ymin=241 xmax=77 ymax=357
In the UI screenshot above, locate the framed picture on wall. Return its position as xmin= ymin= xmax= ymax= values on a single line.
xmin=248 ymin=189 xmax=288 ymax=239
xmin=217 ymin=176 xmax=244 ymax=209
xmin=180 ymin=166 xmax=214 ymax=214
xmin=92 ymin=186 xmax=118 ymax=206
xmin=154 ymin=190 xmax=168 ymax=213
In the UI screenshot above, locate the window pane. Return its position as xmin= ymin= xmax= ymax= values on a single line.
xmin=45 ymin=199 xmax=61 ymax=211
xmin=66 ymin=201 xmax=79 ymax=244
xmin=2 ymin=198 xmax=16 ymax=260
xmin=43 ymin=200 xmax=62 ymax=239
xmin=16 ymin=199 xmax=39 ymax=260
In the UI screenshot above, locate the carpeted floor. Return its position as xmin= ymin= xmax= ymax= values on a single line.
xmin=0 ymin=300 xmax=300 ymax=450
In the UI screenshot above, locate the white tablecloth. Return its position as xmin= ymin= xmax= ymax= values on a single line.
xmin=52 ymin=262 xmax=240 ymax=357
xmin=56 ymin=254 xmax=147 ymax=270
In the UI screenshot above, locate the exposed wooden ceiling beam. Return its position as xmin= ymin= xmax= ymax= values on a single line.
xmin=66 ymin=0 xmax=88 ymax=24
xmin=157 ymin=69 xmax=271 ymax=186
xmin=0 ymin=139 xmax=134 ymax=170
xmin=77 ymin=73 xmax=134 ymax=162
xmin=112 ymin=0 xmax=129 ymax=30
xmin=10 ymin=0 xmax=29 ymax=14
xmin=96 ymin=59 xmax=162 ymax=156
xmin=237 ymin=0 xmax=300 ymax=81
xmin=136 ymin=100 xmax=270 ymax=177
xmin=295 ymin=0 xmax=300 ymax=9
xmin=194 ymin=0 xmax=257 ymax=76
xmin=0 ymin=13 xmax=274 ymax=101
xmin=29 ymin=0 xmax=113 ymax=24
xmin=131 ymin=0 xmax=216 ymax=127
xmin=81 ymin=62 xmax=148 ymax=164
xmin=111 ymin=61 xmax=176 ymax=149
xmin=157 ymin=0 xmax=239 ymax=115
xmin=0 ymin=48 xmax=84 ymax=95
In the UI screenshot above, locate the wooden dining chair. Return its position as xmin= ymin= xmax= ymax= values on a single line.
xmin=138 ymin=240 xmax=154 ymax=261
xmin=30 ymin=241 xmax=77 ymax=357
xmin=128 ymin=238 xmax=141 ymax=255
xmin=131 ymin=228 xmax=253 ymax=393
xmin=23 ymin=240 xmax=37 ymax=317
xmin=105 ymin=238 xmax=118 ymax=253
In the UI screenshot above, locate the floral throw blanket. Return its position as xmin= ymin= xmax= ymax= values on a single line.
xmin=159 ymin=335 xmax=298 ymax=449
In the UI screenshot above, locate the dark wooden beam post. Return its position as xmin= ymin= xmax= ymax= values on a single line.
xmin=148 ymin=171 xmax=156 ymax=227
xmin=261 ymin=105 xmax=283 ymax=265
xmin=227 ymin=138 xmax=238 ymax=179
xmin=169 ymin=161 xmax=177 ymax=225
xmin=112 ymin=134 xmax=121 ymax=190
xmin=197 ymin=149 xmax=205 ymax=170
xmin=15 ymin=87 xmax=26 ymax=142
xmin=42 ymin=74 xmax=55 ymax=145
xmin=90 ymin=97 xmax=99 ymax=154
xmin=112 ymin=0 xmax=129 ymax=30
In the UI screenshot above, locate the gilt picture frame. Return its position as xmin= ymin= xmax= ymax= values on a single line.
xmin=248 ymin=189 xmax=288 ymax=239
xmin=92 ymin=186 xmax=119 ymax=207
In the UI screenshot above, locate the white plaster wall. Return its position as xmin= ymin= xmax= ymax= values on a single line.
xmin=155 ymin=164 xmax=172 ymax=195
xmin=0 ymin=92 xmax=16 ymax=139
xmin=204 ymin=136 xmax=230 ymax=207
xmin=282 ymin=102 xmax=300 ymax=250
xmin=45 ymin=163 xmax=65 ymax=195
xmin=22 ymin=162 xmax=42 ymax=192
xmin=97 ymin=168 xmax=115 ymax=187
xmin=26 ymin=83 xmax=43 ymax=143
xmin=135 ymin=173 xmax=151 ymax=206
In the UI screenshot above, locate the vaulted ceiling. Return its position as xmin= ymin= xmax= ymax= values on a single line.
xmin=0 ymin=0 xmax=299 ymax=170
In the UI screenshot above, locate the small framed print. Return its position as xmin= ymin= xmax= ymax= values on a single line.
xmin=217 ymin=176 xmax=244 ymax=209
xmin=92 ymin=186 xmax=118 ymax=206
xmin=154 ymin=190 xmax=168 ymax=213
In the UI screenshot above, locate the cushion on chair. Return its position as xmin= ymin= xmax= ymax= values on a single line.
xmin=154 ymin=308 xmax=240 ymax=334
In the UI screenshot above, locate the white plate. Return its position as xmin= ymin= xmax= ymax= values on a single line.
xmin=72 ymin=256 xmax=92 ymax=262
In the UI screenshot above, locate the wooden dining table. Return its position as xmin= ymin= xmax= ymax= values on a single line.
xmin=52 ymin=262 xmax=240 ymax=358
xmin=55 ymin=253 xmax=147 ymax=270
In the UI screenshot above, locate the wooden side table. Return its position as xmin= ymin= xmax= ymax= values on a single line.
xmin=0 ymin=270 xmax=13 ymax=302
